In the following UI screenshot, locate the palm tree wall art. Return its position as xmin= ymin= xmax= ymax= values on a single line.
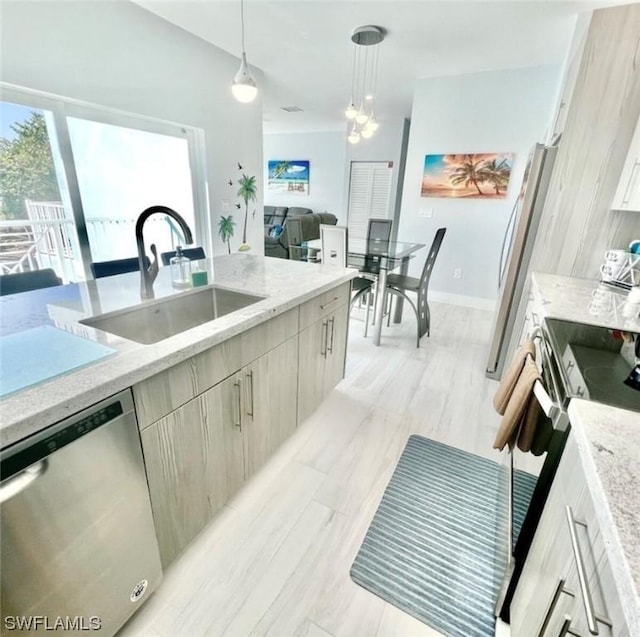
xmin=421 ymin=153 xmax=514 ymax=199
xmin=217 ymin=214 xmax=235 ymax=254
xmin=267 ymin=160 xmax=310 ymax=194
xmin=237 ymin=173 xmax=257 ymax=251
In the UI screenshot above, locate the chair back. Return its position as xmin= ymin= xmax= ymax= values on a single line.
xmin=91 ymin=256 xmax=150 ymax=278
xmin=160 ymin=247 xmax=206 ymax=266
xmin=416 ymin=227 xmax=447 ymax=338
xmin=0 ymin=268 xmax=62 ymax=296
xmin=367 ymin=218 xmax=392 ymax=247
xmin=320 ymin=225 xmax=348 ymax=268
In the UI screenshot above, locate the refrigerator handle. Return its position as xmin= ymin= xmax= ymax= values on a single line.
xmin=498 ymin=199 xmax=519 ymax=289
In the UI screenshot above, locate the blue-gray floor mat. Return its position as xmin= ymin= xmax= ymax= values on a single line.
xmin=350 ymin=435 xmax=536 ymax=637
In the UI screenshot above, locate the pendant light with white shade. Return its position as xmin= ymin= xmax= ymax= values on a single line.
xmin=344 ymin=25 xmax=384 ymax=143
xmin=231 ymin=0 xmax=258 ymax=103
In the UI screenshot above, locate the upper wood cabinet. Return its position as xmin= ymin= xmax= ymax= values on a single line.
xmin=612 ymin=116 xmax=640 ymax=212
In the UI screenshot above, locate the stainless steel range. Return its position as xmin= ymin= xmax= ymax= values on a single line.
xmin=498 ymin=316 xmax=639 ymax=622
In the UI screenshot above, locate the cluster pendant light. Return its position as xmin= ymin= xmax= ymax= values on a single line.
xmin=232 ymin=0 xmax=258 ymax=103
xmin=345 ymin=25 xmax=384 ymax=144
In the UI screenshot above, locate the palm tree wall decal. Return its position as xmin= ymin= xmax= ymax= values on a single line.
xmin=217 ymin=215 xmax=235 ymax=254
xmin=237 ymin=173 xmax=257 ymax=252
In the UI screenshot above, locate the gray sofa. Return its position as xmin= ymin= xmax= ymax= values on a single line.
xmin=264 ymin=206 xmax=313 ymax=231
xmin=264 ymin=211 xmax=338 ymax=259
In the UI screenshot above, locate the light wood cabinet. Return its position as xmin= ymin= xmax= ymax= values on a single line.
xmin=136 ymin=282 xmax=351 ymax=568
xmin=297 ymin=300 xmax=349 ymax=424
xmin=141 ymin=372 xmax=245 ymax=567
xmin=612 ymin=116 xmax=640 ymax=212
xmin=510 ymin=432 xmax=629 ymax=636
xmin=242 ymin=335 xmax=298 ymax=478
xmin=133 ymin=307 xmax=299 ymax=429
xmin=141 ymin=335 xmax=299 ymax=567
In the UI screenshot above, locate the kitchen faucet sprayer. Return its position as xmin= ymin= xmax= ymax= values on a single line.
xmin=135 ymin=206 xmax=194 ymax=299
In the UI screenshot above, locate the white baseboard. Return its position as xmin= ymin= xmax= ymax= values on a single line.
xmin=429 ymin=290 xmax=497 ymax=311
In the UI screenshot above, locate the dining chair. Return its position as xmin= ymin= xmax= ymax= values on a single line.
xmin=350 ymin=218 xmax=393 ymax=336
xmin=0 ymin=268 xmax=62 ymax=296
xmin=91 ymin=256 xmax=151 ymax=279
xmin=160 ymin=247 xmax=206 ymax=266
xmin=320 ymin=225 xmax=347 ymax=267
xmin=385 ymin=227 xmax=446 ymax=347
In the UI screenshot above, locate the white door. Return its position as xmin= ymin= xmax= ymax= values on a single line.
xmin=346 ymin=161 xmax=393 ymax=241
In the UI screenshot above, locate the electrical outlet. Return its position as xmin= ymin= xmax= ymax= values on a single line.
xmin=418 ymin=207 xmax=434 ymax=219
xmin=453 ymin=268 xmax=462 ymax=279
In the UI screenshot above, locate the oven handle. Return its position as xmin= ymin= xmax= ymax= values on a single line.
xmin=529 ymin=327 xmax=562 ymax=420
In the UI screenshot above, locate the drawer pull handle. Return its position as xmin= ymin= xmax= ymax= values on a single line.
xmin=558 ymin=617 xmax=582 ymax=637
xmin=320 ymin=296 xmax=340 ymax=310
xmin=538 ymin=578 xmax=575 ymax=637
xmin=321 ymin=319 xmax=328 ymax=358
xmin=565 ymin=506 xmax=612 ymax=635
xmin=234 ymin=378 xmax=242 ymax=431
xmin=246 ymin=370 xmax=254 ymax=419
xmin=327 ymin=317 xmax=335 ymax=354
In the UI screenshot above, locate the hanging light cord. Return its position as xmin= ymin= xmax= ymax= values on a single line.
xmin=240 ymin=0 xmax=246 ymax=54
xmin=350 ymin=42 xmax=357 ymax=101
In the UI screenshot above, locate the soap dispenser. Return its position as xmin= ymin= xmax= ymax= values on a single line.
xmin=170 ymin=246 xmax=191 ymax=289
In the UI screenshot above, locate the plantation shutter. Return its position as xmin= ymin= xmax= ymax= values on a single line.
xmin=347 ymin=161 xmax=393 ymax=241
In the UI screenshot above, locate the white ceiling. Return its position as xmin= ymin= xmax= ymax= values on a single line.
xmin=133 ymin=0 xmax=623 ymax=134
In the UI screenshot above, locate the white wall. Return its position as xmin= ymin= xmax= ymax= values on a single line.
xmin=398 ymin=65 xmax=561 ymax=309
xmin=0 ymin=1 xmax=264 ymax=256
xmin=263 ymin=131 xmax=346 ymax=219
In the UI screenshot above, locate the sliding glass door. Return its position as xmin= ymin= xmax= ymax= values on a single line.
xmin=0 ymin=100 xmax=83 ymax=282
xmin=0 ymin=86 xmax=207 ymax=283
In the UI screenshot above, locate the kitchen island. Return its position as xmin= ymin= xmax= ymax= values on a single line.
xmin=0 ymin=254 xmax=356 ymax=448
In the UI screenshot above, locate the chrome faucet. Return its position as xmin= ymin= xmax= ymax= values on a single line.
xmin=135 ymin=205 xmax=194 ymax=299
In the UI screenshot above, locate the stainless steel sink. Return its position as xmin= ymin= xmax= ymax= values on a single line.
xmin=81 ymin=286 xmax=265 ymax=344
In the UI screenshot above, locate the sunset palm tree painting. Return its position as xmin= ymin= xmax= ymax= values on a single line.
xmin=268 ymin=160 xmax=310 ymax=194
xmin=421 ymin=153 xmax=514 ymax=198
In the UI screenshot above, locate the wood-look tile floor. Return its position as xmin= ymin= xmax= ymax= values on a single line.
xmin=120 ymin=302 xmax=539 ymax=637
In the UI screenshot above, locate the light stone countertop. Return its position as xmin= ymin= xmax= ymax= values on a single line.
xmin=0 ymin=254 xmax=356 ymax=448
xmin=568 ymin=399 xmax=640 ymax=635
xmin=531 ymin=272 xmax=640 ymax=333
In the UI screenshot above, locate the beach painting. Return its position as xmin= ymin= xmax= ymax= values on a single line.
xmin=268 ymin=160 xmax=310 ymax=195
xmin=421 ymin=153 xmax=514 ymax=199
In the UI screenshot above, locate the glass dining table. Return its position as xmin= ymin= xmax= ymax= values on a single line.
xmin=306 ymin=238 xmax=426 ymax=345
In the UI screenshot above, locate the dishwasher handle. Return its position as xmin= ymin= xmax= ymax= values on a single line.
xmin=0 ymin=460 xmax=48 ymax=504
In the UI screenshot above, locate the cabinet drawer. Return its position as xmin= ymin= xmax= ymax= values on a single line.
xmin=299 ymin=283 xmax=350 ymax=330
xmin=134 ymin=308 xmax=298 ymax=429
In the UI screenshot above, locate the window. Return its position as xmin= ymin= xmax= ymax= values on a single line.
xmin=0 ymin=86 xmax=208 ymax=282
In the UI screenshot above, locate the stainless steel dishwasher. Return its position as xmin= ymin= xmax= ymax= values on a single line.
xmin=1 ymin=389 xmax=162 ymax=636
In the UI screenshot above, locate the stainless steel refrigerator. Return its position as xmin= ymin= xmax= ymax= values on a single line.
xmin=486 ymin=142 xmax=559 ymax=379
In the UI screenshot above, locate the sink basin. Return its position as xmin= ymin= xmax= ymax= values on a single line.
xmin=81 ymin=286 xmax=265 ymax=344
